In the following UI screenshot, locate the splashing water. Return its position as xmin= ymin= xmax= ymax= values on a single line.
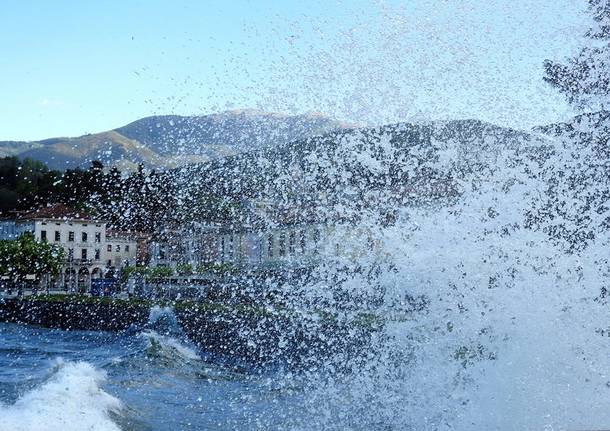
xmin=139 ymin=306 xmax=201 ymax=365
xmin=0 ymin=359 xmax=123 ymax=431
xmin=140 ymin=330 xmax=201 ymax=364
xmin=3 ymin=117 xmax=608 ymax=431
xmin=4 ymin=3 xmax=610 ymax=430
xmin=246 ymin=118 xmax=610 ymax=430
xmin=147 ymin=305 xmax=181 ymax=333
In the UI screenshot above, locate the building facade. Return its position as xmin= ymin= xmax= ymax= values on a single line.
xmin=105 ymin=231 xmax=138 ymax=269
xmin=1 ymin=204 xmax=141 ymax=291
xmin=147 ymin=223 xmax=220 ymax=270
xmin=215 ymin=223 xmax=327 ymax=269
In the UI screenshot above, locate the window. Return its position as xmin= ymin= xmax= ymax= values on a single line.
xmin=289 ymin=231 xmax=295 ymax=255
xmin=81 ymin=249 xmax=87 ymax=260
xmin=279 ymin=233 xmax=286 ymax=257
xmin=82 ymin=232 xmax=87 ymax=242
xmin=258 ymin=237 xmax=264 ymax=262
xmin=116 ymin=245 xmax=121 ymax=252
xmin=95 ymin=232 xmax=101 ymax=242
xmin=68 ymin=248 xmax=74 ymax=259
xmin=300 ymin=230 xmax=306 ymax=253
xmin=125 ymin=245 xmax=130 ymax=252
xmin=68 ymin=231 xmax=74 ymax=242
xmin=313 ymin=229 xmax=321 ymax=255
xmin=267 ymin=234 xmax=274 ymax=258
xmin=40 ymin=230 xmax=47 ymax=241
xmin=94 ymin=249 xmax=100 ymax=260
xmin=107 ymin=244 xmax=112 ymax=252
xmin=107 ymin=260 xmax=112 ymax=267
xmin=220 ymin=237 xmax=225 ymax=263
xmin=55 ymin=231 xmax=60 ymax=242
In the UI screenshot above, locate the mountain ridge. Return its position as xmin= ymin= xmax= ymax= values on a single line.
xmin=0 ymin=110 xmax=352 ymax=170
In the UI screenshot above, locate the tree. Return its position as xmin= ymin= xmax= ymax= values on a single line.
xmin=0 ymin=157 xmax=62 ymax=213
xmin=145 ymin=266 xmax=174 ymax=280
xmin=0 ymin=233 xmax=65 ymax=285
xmin=544 ymin=0 xmax=610 ymax=110
xmin=176 ymin=263 xmax=193 ymax=276
xmin=119 ymin=265 xmax=147 ymax=283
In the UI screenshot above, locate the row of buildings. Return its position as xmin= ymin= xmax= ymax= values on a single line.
xmin=148 ymin=222 xmax=330 ymax=271
xmin=0 ymin=205 xmax=142 ymax=291
xmin=0 ymin=198 xmax=386 ymax=291
xmin=148 ymin=198 xmax=381 ymax=274
xmin=0 ymin=202 xmax=333 ymax=290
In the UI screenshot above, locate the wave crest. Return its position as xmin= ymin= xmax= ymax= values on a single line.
xmin=0 ymin=359 xmax=122 ymax=431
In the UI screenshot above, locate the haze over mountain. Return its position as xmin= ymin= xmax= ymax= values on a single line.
xmin=0 ymin=110 xmax=352 ymax=170
xmin=180 ymin=118 xmax=555 ymax=212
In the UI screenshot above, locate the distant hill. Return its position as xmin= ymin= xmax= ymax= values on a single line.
xmin=0 ymin=110 xmax=352 ymax=170
xmin=180 ymin=118 xmax=553 ymax=211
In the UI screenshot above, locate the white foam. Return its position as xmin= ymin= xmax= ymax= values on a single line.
xmin=140 ymin=330 xmax=200 ymax=362
xmin=0 ymin=360 xmax=122 ymax=431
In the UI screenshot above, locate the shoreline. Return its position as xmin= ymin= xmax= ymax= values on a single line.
xmin=0 ymin=294 xmax=380 ymax=368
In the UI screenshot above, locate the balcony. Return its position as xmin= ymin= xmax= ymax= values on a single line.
xmin=65 ymin=258 xmax=102 ymax=266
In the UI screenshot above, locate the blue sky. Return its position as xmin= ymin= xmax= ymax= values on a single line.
xmin=1 ymin=0 xmax=589 ymax=140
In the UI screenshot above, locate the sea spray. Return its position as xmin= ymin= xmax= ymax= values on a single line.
xmin=249 ymin=120 xmax=610 ymax=430
xmin=0 ymin=359 xmax=123 ymax=431
xmin=147 ymin=305 xmax=180 ymax=334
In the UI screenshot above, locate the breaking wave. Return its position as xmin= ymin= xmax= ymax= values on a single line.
xmin=139 ymin=306 xmax=201 ymax=365
xmin=140 ymin=329 xmax=201 ymax=364
xmin=0 ymin=359 xmax=122 ymax=431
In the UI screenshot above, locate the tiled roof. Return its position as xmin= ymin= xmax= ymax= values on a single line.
xmin=19 ymin=204 xmax=99 ymax=221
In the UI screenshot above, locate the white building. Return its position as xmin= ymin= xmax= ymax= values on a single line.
xmin=1 ymin=204 xmax=141 ymax=291
xmin=144 ymin=198 xmax=383 ymax=275
xmin=216 ymin=223 xmax=327 ymax=269
xmin=105 ymin=231 xmax=138 ymax=269
xmin=148 ymin=223 xmax=219 ymax=271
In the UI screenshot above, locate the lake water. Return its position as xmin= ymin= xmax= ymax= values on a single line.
xmin=0 ymin=318 xmax=308 ymax=431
